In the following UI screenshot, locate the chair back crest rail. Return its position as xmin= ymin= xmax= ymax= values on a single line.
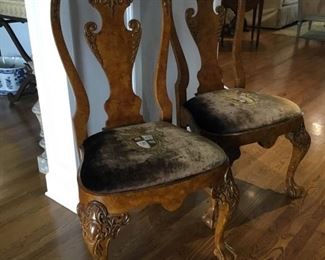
xmin=51 ymin=0 xmax=172 ymax=146
xmin=170 ymin=0 xmax=246 ymax=115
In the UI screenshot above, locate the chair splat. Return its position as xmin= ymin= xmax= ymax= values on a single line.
xmin=186 ymin=1 xmax=226 ymax=93
xmin=86 ymin=0 xmax=143 ymax=128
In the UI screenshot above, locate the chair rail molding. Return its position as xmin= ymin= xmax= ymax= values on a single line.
xmin=25 ymin=0 xmax=79 ymax=212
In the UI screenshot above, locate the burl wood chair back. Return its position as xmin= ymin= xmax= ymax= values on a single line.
xmin=51 ymin=0 xmax=172 ymax=147
xmin=50 ymin=1 xmax=238 ymax=259
xmin=172 ymin=0 xmax=246 ymax=127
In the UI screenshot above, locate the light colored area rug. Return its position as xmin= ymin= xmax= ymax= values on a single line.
xmin=273 ymin=22 xmax=325 ymax=41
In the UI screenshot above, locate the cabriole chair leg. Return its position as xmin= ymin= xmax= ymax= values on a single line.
xmin=285 ymin=121 xmax=311 ymax=199
xmin=213 ymin=170 xmax=239 ymax=259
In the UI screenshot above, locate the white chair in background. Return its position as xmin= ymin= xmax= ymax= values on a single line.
xmin=297 ymin=0 xmax=325 ymax=37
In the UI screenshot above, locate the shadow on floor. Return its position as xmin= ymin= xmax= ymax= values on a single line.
xmin=111 ymin=179 xmax=292 ymax=259
xmin=231 ymin=179 xmax=291 ymax=228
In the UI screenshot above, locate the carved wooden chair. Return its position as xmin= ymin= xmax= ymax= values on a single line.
xmin=171 ymin=0 xmax=311 ymax=228
xmin=51 ymin=0 xmax=240 ymax=259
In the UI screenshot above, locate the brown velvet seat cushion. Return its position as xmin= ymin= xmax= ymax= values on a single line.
xmin=80 ymin=121 xmax=227 ymax=194
xmin=184 ymin=88 xmax=302 ymax=134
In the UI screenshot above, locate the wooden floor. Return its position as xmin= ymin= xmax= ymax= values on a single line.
xmin=0 ymin=31 xmax=325 ymax=259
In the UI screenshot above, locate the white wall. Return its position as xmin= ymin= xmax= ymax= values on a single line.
xmin=67 ymin=1 xmax=107 ymax=135
xmin=0 ymin=23 xmax=31 ymax=57
xmin=25 ymin=0 xmax=79 ymax=212
xmin=139 ymin=0 xmax=203 ymax=123
xmin=139 ymin=0 xmax=221 ymax=123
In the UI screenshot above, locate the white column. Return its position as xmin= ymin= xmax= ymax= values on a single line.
xmin=25 ymin=0 xmax=79 ymax=212
xmin=32 ymin=101 xmax=49 ymax=174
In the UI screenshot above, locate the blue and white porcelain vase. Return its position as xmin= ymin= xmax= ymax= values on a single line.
xmin=0 ymin=57 xmax=27 ymax=95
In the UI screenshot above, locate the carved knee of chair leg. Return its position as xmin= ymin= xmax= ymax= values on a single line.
xmin=202 ymin=167 xmax=239 ymax=230
xmin=285 ymin=122 xmax=311 ymax=199
xmin=212 ymin=170 xmax=239 ymax=260
xmin=202 ymin=148 xmax=240 ymax=230
xmin=202 ymin=193 xmax=217 ymax=230
xmin=77 ymin=201 xmax=130 ymax=260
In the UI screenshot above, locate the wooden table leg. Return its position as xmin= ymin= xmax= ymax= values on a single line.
xmin=251 ymin=5 xmax=257 ymax=42
xmin=256 ymin=0 xmax=264 ymax=48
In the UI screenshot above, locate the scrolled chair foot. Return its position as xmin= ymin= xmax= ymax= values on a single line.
xmin=214 ymin=243 xmax=237 ymax=260
xmin=212 ymin=169 xmax=239 ymax=260
xmin=286 ymin=180 xmax=305 ymax=199
xmin=285 ymin=121 xmax=311 ymax=199
xmin=77 ymin=201 xmax=130 ymax=260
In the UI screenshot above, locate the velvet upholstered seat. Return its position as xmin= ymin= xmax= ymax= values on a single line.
xmin=185 ymin=88 xmax=302 ymax=134
xmin=81 ymin=121 xmax=228 ymax=194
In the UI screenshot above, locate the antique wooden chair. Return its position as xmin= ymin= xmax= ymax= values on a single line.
xmin=51 ymin=0 xmax=240 ymax=259
xmin=171 ymin=0 xmax=311 ymax=228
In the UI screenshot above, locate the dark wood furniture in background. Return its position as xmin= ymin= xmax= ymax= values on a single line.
xmin=221 ymin=0 xmax=264 ymax=48
xmin=51 ymin=0 xmax=240 ymax=259
xmin=172 ymin=0 xmax=311 ymax=228
xmin=0 ymin=4 xmax=36 ymax=103
xmin=7 ymin=64 xmax=36 ymax=103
